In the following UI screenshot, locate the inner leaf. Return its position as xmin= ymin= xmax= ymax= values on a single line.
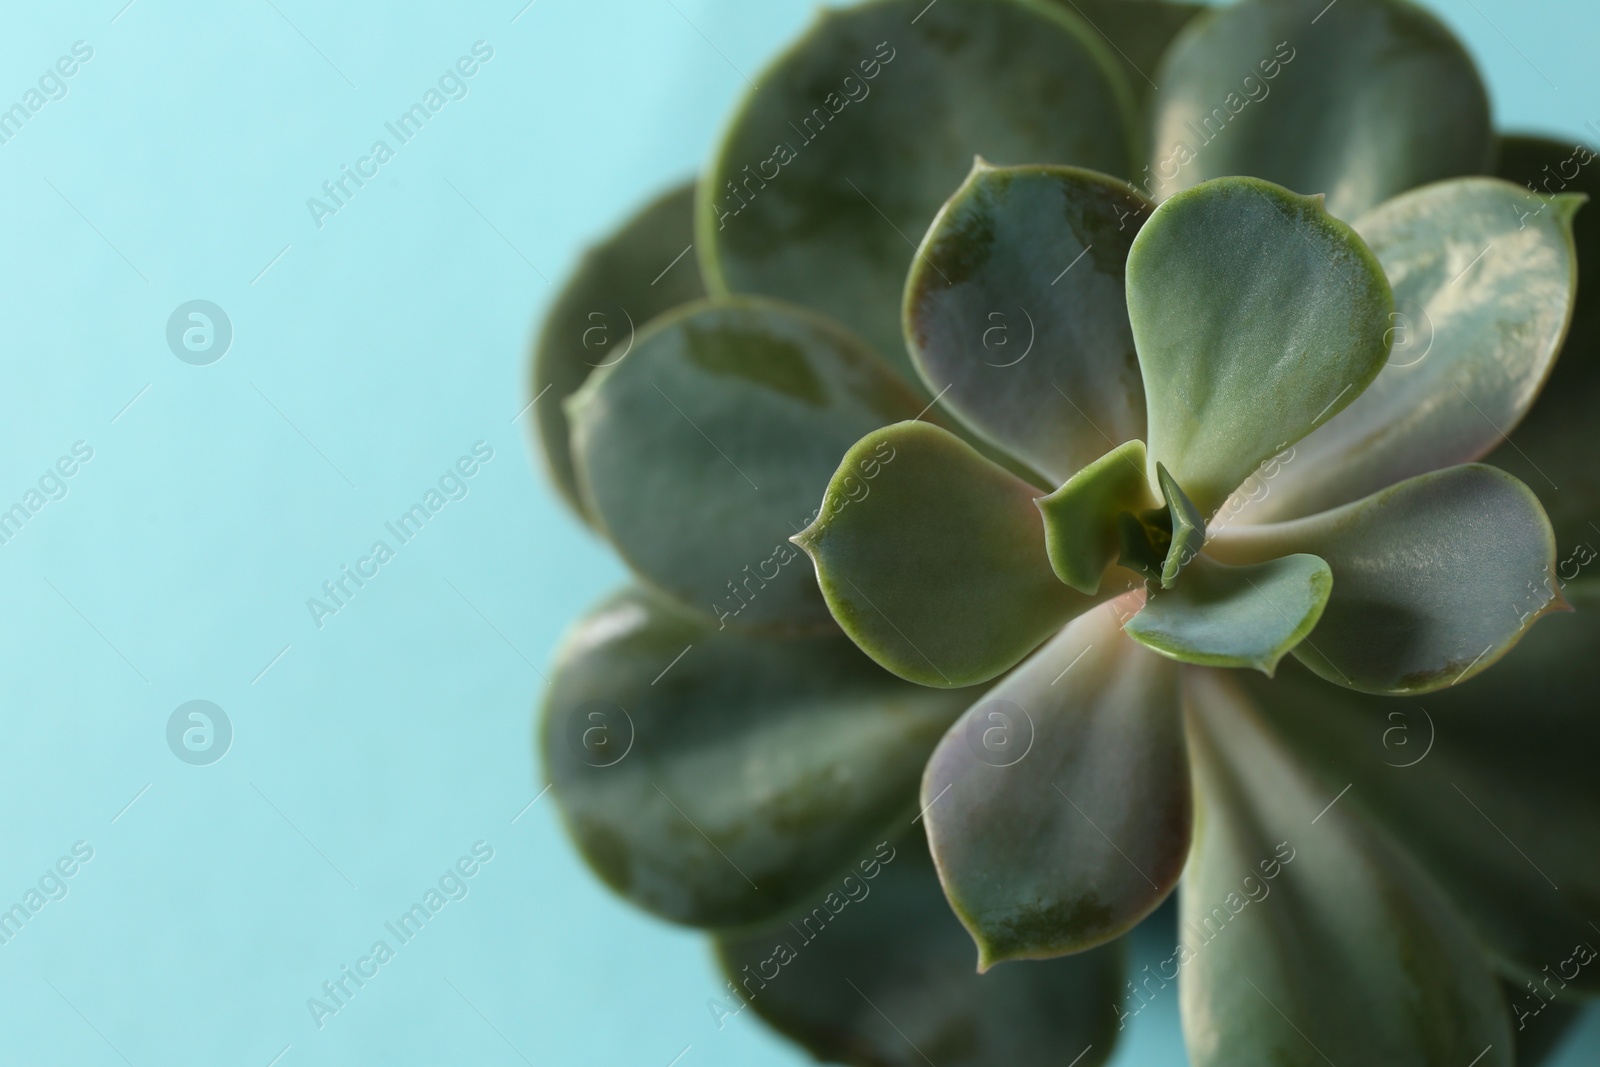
xmin=1123 ymin=553 xmax=1333 ymax=674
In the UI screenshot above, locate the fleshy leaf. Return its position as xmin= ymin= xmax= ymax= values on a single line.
xmin=1208 ymin=464 xmax=1561 ymax=694
xmin=1123 ymin=553 xmax=1330 ymax=673
xmin=1180 ymin=670 xmax=1513 ymax=1067
xmin=797 ymin=421 xmax=1093 ymax=688
xmin=1149 ymin=0 xmax=1491 ymax=220
xmin=1246 ymin=178 xmax=1582 ymax=522
xmin=541 ymin=588 xmax=972 ymax=929
xmin=923 ymin=603 xmax=1187 ymax=967
xmin=1038 ymin=440 xmax=1157 ymax=594
xmin=905 ymin=163 xmax=1151 ymax=483
xmin=1127 ymin=177 xmax=1394 ymax=515
xmin=1491 ymin=134 xmax=1600 ymax=549
xmin=1156 ymin=462 xmax=1205 ymax=586
xmin=714 ymin=830 xmax=1125 ymax=1067
xmin=700 ymin=0 xmax=1137 ymax=380
xmin=532 ymin=181 xmax=705 ymax=522
xmin=1241 ymin=597 xmax=1600 ymax=995
xmin=567 ymin=297 xmax=924 ymax=631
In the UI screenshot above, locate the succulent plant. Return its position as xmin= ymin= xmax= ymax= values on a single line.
xmin=531 ymin=0 xmax=1600 ymax=1064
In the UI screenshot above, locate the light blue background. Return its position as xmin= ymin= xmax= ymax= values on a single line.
xmin=0 ymin=1 xmax=1593 ymax=1064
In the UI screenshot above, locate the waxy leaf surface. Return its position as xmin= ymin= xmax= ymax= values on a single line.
xmin=1123 ymin=553 xmax=1331 ymax=674
xmin=1209 ymin=464 xmax=1560 ymax=693
xmin=700 ymin=0 xmax=1136 ymax=379
xmin=1252 ymin=178 xmax=1581 ymax=521
xmin=568 ymin=298 xmax=923 ymax=631
xmin=1179 ymin=671 xmax=1512 ymax=1067
xmin=1150 ymin=0 xmax=1491 ymax=219
xmin=798 ymin=421 xmax=1093 ymax=688
xmin=923 ymin=604 xmax=1187 ymax=966
xmin=906 ymin=164 xmax=1150 ymax=483
xmin=542 ymin=588 xmax=971 ymax=928
xmin=715 ymin=831 xmax=1125 ymax=1067
xmin=1127 ymin=177 xmax=1393 ymax=515
xmin=1492 ymin=134 xmax=1600 ymax=549
xmin=1038 ymin=439 xmax=1157 ymax=594
xmin=1243 ymin=599 xmax=1600 ymax=996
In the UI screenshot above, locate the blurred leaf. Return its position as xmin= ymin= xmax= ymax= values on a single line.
xmin=1124 ymin=553 xmax=1330 ymax=673
xmin=700 ymin=0 xmax=1137 ymax=380
xmin=1249 ymin=178 xmax=1581 ymax=521
xmin=1210 ymin=464 xmax=1561 ymax=694
xmin=1180 ymin=670 xmax=1512 ymax=1067
xmin=714 ymin=830 xmax=1125 ymax=1067
xmin=568 ymin=298 xmax=924 ymax=631
xmin=1241 ymin=596 xmax=1600 ymax=996
xmin=1127 ymin=177 xmax=1393 ymax=515
xmin=541 ymin=587 xmax=973 ymax=928
xmin=1149 ymin=0 xmax=1491 ymax=219
xmin=1492 ymin=133 xmax=1600 ymax=550
xmin=1050 ymin=0 xmax=1205 ymax=121
xmin=532 ymin=181 xmax=704 ymax=522
xmin=923 ymin=606 xmax=1186 ymax=966
xmin=906 ymin=163 xmax=1150 ymax=483
xmin=1038 ymin=440 xmax=1157 ymax=594
xmin=797 ymin=421 xmax=1094 ymax=688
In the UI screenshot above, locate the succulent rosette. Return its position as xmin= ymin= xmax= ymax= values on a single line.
xmin=531 ymin=0 xmax=1600 ymax=1064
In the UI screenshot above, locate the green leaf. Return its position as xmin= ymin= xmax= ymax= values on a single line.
xmin=1050 ymin=0 xmax=1205 ymax=119
xmin=1180 ymin=670 xmax=1513 ymax=1067
xmin=1149 ymin=0 xmax=1492 ymax=220
xmin=1156 ymin=462 xmax=1205 ymax=586
xmin=1246 ymin=178 xmax=1582 ymax=522
xmin=1208 ymin=464 xmax=1562 ymax=694
xmin=1491 ymin=134 xmax=1600 ymax=550
xmin=541 ymin=587 xmax=972 ymax=929
xmin=532 ymin=181 xmax=705 ymax=522
xmin=1240 ymin=599 xmax=1600 ymax=996
xmin=567 ymin=297 xmax=924 ymax=631
xmin=797 ymin=421 xmax=1094 ymax=688
xmin=714 ymin=830 xmax=1125 ymax=1067
xmin=1038 ymin=440 xmax=1157 ymax=594
xmin=1127 ymin=177 xmax=1394 ymax=516
xmin=923 ymin=604 xmax=1187 ymax=967
xmin=905 ymin=163 xmax=1151 ymax=483
xmin=1124 ymin=553 xmax=1331 ymax=673
xmin=699 ymin=0 xmax=1137 ymax=380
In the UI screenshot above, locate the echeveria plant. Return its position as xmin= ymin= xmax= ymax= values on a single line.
xmin=531 ymin=0 xmax=1600 ymax=1064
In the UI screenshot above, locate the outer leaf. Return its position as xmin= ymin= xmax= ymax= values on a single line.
xmin=923 ymin=603 xmax=1187 ymax=967
xmin=1149 ymin=0 xmax=1492 ymax=220
xmin=1208 ymin=464 xmax=1562 ymax=694
xmin=1180 ymin=670 xmax=1513 ymax=1067
xmin=700 ymin=0 xmax=1137 ymax=380
xmin=1038 ymin=440 xmax=1157 ymax=594
xmin=1241 ymin=596 xmax=1600 ymax=996
xmin=1127 ymin=177 xmax=1394 ymax=515
xmin=714 ymin=830 xmax=1125 ymax=1067
xmin=1247 ymin=178 xmax=1582 ymax=522
xmin=1491 ymin=134 xmax=1600 ymax=549
xmin=905 ymin=163 xmax=1151 ymax=483
xmin=796 ymin=421 xmax=1094 ymax=688
xmin=1051 ymin=0 xmax=1205 ymax=117
xmin=541 ymin=587 xmax=972 ymax=928
xmin=532 ymin=181 xmax=705 ymax=521
xmin=567 ymin=297 xmax=924 ymax=631
xmin=1123 ymin=553 xmax=1330 ymax=674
